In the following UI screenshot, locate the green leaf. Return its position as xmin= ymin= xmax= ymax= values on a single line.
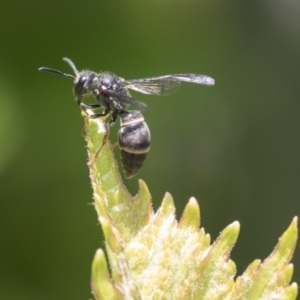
xmin=85 ymin=116 xmax=298 ymax=300
xmin=226 ymin=217 xmax=298 ymax=300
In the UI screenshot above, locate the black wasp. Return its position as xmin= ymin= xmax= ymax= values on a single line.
xmin=39 ymin=58 xmax=215 ymax=178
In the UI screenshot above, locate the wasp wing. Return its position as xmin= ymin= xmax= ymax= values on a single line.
xmin=169 ymin=74 xmax=215 ymax=85
xmin=104 ymin=89 xmax=147 ymax=110
xmin=125 ymin=74 xmax=214 ymax=96
xmin=126 ymin=78 xmax=181 ymax=96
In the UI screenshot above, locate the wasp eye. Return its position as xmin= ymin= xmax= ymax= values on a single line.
xmin=74 ymin=76 xmax=88 ymax=96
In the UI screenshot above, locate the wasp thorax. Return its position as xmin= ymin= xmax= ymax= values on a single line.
xmin=118 ymin=111 xmax=151 ymax=178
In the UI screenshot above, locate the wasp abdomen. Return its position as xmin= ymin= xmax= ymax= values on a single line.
xmin=119 ymin=111 xmax=150 ymax=178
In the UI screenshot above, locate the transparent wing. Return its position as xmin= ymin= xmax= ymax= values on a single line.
xmin=104 ymin=89 xmax=147 ymax=110
xmin=169 ymin=74 xmax=215 ymax=85
xmin=125 ymin=74 xmax=214 ymax=96
xmin=126 ymin=79 xmax=181 ymax=96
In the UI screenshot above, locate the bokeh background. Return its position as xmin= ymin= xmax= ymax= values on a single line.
xmin=0 ymin=0 xmax=299 ymax=299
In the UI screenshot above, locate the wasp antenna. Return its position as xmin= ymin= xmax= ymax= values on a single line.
xmin=63 ymin=57 xmax=79 ymax=75
xmin=38 ymin=67 xmax=75 ymax=80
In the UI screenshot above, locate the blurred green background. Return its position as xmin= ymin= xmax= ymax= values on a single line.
xmin=0 ymin=0 xmax=299 ymax=299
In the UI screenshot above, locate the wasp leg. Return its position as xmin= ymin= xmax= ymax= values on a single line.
xmin=92 ymin=110 xmax=123 ymax=162
xmin=93 ymin=122 xmax=111 ymax=161
xmin=80 ymin=103 xmax=101 ymax=110
xmin=88 ymin=113 xmax=108 ymax=119
xmin=108 ymin=110 xmax=124 ymax=127
xmin=79 ymin=102 xmax=101 ymax=116
xmin=85 ymin=107 xmax=111 ymax=119
xmin=112 ymin=141 xmax=118 ymax=149
xmin=80 ymin=103 xmax=101 ymax=119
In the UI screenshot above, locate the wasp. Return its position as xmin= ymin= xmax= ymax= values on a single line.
xmin=39 ymin=58 xmax=214 ymax=178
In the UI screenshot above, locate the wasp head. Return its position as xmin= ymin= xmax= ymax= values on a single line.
xmin=39 ymin=57 xmax=97 ymax=101
xmin=73 ymin=71 xmax=96 ymax=98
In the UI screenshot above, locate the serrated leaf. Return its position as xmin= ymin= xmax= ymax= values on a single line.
xmin=225 ymin=217 xmax=298 ymax=300
xmin=85 ymin=116 xmax=298 ymax=300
